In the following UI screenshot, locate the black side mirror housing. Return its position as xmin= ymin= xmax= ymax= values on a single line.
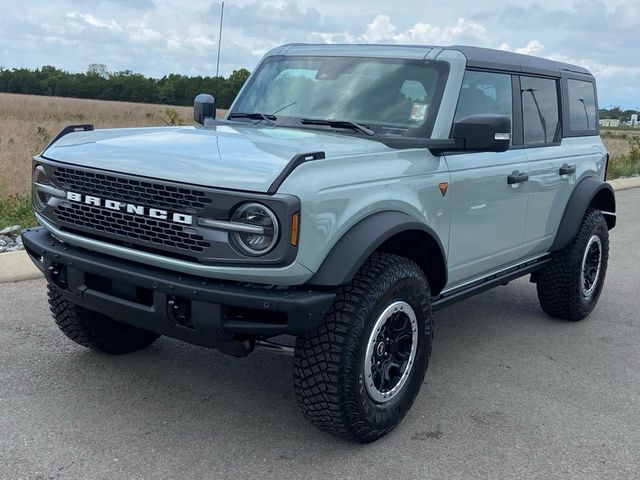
xmin=451 ymin=114 xmax=511 ymax=153
xmin=193 ymin=94 xmax=216 ymax=125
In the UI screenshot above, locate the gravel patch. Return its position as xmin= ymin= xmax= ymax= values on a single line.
xmin=0 ymin=224 xmax=24 ymax=253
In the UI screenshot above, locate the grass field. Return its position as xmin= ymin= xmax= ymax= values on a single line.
xmin=0 ymin=93 xmax=200 ymax=198
xmin=600 ymin=128 xmax=640 ymax=178
xmin=0 ymin=93 xmax=638 ymax=229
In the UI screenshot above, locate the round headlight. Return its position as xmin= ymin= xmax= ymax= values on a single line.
xmin=32 ymin=165 xmax=51 ymax=212
xmin=230 ymin=203 xmax=279 ymax=255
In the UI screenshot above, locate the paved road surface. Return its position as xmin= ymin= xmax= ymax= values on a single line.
xmin=1 ymin=189 xmax=638 ymax=479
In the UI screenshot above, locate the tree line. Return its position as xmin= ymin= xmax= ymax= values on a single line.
xmin=0 ymin=64 xmax=250 ymax=109
xmin=598 ymin=106 xmax=639 ymax=122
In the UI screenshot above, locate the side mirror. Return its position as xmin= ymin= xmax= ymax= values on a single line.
xmin=452 ymin=114 xmax=511 ymax=153
xmin=193 ymin=93 xmax=216 ymax=125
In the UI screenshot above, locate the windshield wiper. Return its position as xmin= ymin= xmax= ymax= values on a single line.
xmin=300 ymin=118 xmax=375 ymax=136
xmin=228 ymin=112 xmax=276 ymax=125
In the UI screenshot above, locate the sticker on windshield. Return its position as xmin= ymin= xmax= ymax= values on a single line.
xmin=410 ymin=103 xmax=428 ymax=121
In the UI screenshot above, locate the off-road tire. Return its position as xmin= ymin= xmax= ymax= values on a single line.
xmin=536 ymin=208 xmax=609 ymax=321
xmin=48 ymin=285 xmax=160 ymax=354
xmin=293 ymin=252 xmax=433 ymax=443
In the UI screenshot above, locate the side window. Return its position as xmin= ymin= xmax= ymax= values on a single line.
xmin=567 ymin=79 xmax=597 ymax=132
xmin=454 ymin=71 xmax=512 ymax=122
xmin=521 ymin=76 xmax=559 ymax=145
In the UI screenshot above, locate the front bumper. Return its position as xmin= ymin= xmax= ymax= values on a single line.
xmin=23 ymin=227 xmax=335 ymax=356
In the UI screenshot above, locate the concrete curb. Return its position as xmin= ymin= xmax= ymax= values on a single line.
xmin=608 ymin=176 xmax=640 ymax=191
xmin=1 ymin=178 xmax=638 ymax=285
xmin=0 ymin=250 xmax=43 ymax=283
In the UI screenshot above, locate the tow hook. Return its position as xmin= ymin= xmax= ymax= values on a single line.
xmin=167 ymin=296 xmax=193 ymax=328
xmin=48 ymin=263 xmax=67 ymax=288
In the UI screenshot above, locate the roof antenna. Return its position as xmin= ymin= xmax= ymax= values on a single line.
xmin=214 ymin=0 xmax=225 ymax=96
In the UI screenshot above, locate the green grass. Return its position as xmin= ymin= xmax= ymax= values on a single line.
xmin=0 ymin=190 xmax=36 ymax=230
xmin=608 ymin=157 xmax=640 ymax=179
xmin=608 ymin=135 xmax=640 ymax=179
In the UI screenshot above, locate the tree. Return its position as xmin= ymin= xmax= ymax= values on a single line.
xmin=158 ymin=82 xmax=177 ymax=105
xmin=87 ymin=64 xmax=109 ymax=78
xmin=217 ymin=68 xmax=250 ymax=108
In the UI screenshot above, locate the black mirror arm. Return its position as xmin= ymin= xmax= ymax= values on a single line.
xmin=423 ymin=138 xmax=465 ymax=155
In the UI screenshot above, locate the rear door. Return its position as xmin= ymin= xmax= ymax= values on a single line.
xmin=521 ymin=74 xmax=605 ymax=255
xmin=445 ymin=70 xmax=529 ymax=286
xmin=519 ymin=75 xmax=576 ymax=254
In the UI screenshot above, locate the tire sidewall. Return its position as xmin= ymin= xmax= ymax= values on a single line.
xmin=573 ymin=213 xmax=609 ymax=314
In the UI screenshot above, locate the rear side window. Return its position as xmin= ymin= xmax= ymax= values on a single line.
xmin=567 ymin=79 xmax=597 ymax=132
xmin=454 ymin=71 xmax=512 ymax=121
xmin=521 ymin=76 xmax=559 ymax=145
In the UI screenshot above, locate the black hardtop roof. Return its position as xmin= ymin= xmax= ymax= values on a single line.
xmin=449 ymin=45 xmax=592 ymax=78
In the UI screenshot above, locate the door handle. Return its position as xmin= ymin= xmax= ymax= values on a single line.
xmin=507 ymin=170 xmax=529 ymax=184
xmin=559 ymin=163 xmax=576 ymax=175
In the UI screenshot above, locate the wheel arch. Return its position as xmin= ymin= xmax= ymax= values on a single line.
xmin=551 ymin=176 xmax=616 ymax=252
xmin=307 ymin=211 xmax=448 ymax=296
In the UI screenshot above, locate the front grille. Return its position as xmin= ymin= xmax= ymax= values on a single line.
xmin=38 ymin=159 xmax=297 ymax=266
xmin=55 ymin=203 xmax=211 ymax=253
xmin=53 ymin=167 xmax=212 ymax=211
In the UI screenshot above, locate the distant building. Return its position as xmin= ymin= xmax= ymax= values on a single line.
xmin=599 ymin=118 xmax=621 ymax=127
xmin=631 ymin=114 xmax=639 ymax=127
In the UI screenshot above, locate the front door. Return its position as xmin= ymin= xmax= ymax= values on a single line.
xmin=446 ymin=150 xmax=529 ymax=286
xmin=444 ymin=70 xmax=529 ymax=286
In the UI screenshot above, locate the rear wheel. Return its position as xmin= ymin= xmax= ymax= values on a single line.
xmin=293 ymin=253 xmax=433 ymax=443
xmin=536 ymin=208 xmax=609 ymax=321
xmin=48 ymin=285 xmax=160 ymax=354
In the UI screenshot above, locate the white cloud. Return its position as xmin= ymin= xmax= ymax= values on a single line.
xmin=359 ymin=15 xmax=486 ymax=44
xmin=514 ymin=40 xmax=544 ymax=55
xmin=360 ymin=14 xmax=397 ymax=43
xmin=310 ymin=32 xmax=356 ymax=44
xmin=65 ymin=12 xmax=122 ymax=32
xmin=128 ymin=25 xmax=163 ymax=44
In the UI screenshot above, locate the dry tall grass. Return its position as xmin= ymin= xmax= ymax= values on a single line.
xmin=0 ymin=93 xmax=206 ymax=196
xmin=601 ymin=128 xmax=640 ymax=159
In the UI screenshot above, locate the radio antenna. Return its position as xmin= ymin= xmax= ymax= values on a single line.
xmin=214 ymin=0 xmax=225 ymax=95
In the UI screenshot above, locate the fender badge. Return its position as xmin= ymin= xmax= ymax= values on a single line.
xmin=439 ymin=182 xmax=449 ymax=197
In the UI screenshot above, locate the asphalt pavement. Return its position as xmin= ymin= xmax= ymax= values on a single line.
xmin=1 ymin=188 xmax=638 ymax=479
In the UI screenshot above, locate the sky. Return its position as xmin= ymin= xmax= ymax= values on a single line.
xmin=0 ymin=0 xmax=638 ymax=109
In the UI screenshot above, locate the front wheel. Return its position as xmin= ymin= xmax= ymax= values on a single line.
xmin=49 ymin=285 xmax=160 ymax=354
xmin=293 ymin=253 xmax=433 ymax=443
xmin=536 ymin=208 xmax=609 ymax=321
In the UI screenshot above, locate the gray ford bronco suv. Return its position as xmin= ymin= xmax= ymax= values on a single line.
xmin=23 ymin=44 xmax=616 ymax=442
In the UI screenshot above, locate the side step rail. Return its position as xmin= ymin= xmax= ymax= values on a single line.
xmin=431 ymin=256 xmax=551 ymax=311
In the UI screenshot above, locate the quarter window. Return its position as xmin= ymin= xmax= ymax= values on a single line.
xmin=567 ymin=79 xmax=597 ymax=132
xmin=521 ymin=77 xmax=560 ymax=145
xmin=454 ymin=71 xmax=513 ymax=122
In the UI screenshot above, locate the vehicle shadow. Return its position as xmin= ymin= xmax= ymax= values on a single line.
xmin=38 ymin=277 xmax=572 ymax=460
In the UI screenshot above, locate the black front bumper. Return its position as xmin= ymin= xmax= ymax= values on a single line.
xmin=23 ymin=227 xmax=335 ymax=356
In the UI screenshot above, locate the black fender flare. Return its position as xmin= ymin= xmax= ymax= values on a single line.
xmin=307 ymin=211 xmax=447 ymax=291
xmin=551 ymin=176 xmax=616 ymax=251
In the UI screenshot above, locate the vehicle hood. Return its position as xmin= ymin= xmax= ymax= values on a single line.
xmin=43 ymin=125 xmax=391 ymax=193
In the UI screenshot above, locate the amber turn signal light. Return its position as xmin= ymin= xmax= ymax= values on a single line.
xmin=290 ymin=212 xmax=300 ymax=246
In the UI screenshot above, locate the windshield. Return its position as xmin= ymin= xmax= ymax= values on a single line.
xmin=230 ymin=56 xmax=449 ymax=139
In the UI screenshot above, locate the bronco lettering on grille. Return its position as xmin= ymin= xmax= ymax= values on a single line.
xmin=65 ymin=191 xmax=193 ymax=225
